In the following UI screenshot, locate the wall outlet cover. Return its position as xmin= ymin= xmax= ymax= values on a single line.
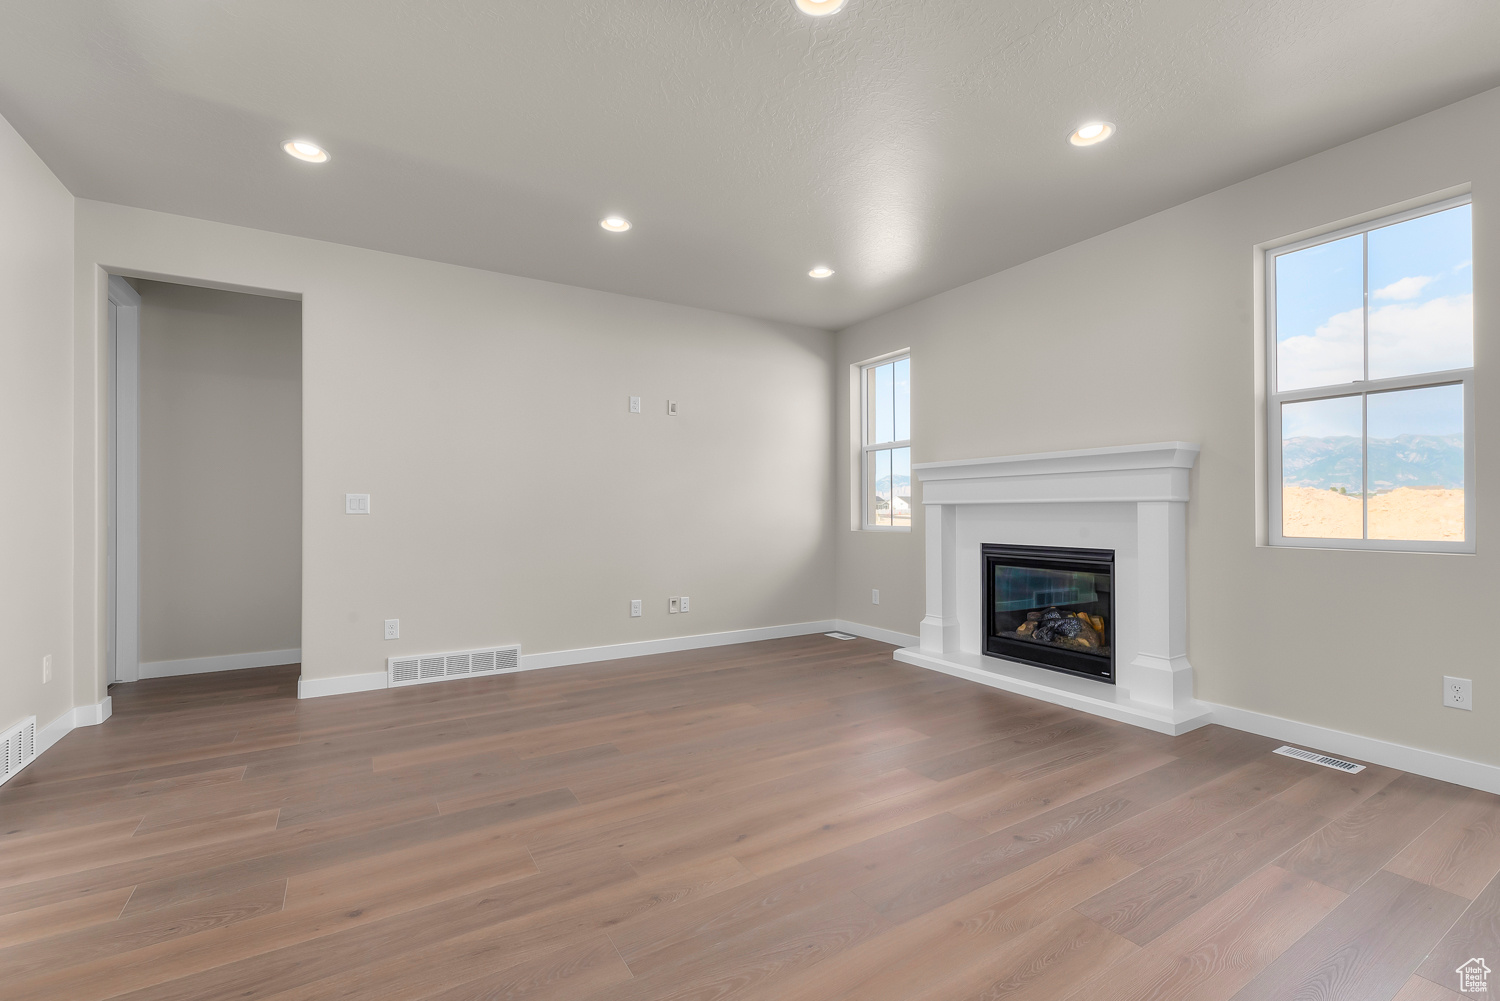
xmin=1444 ymin=675 xmax=1472 ymax=710
xmin=42 ymin=654 xmax=52 ymax=684
xmin=629 ymin=396 xmax=641 ymax=413
xmin=630 ymin=599 xmax=642 ymax=617
xmin=872 ymin=589 xmax=880 ymax=605
xmin=680 ymin=595 xmax=690 ymax=612
xmin=384 ymin=619 xmax=400 ymax=640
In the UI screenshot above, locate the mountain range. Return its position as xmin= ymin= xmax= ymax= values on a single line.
xmin=1282 ymin=434 xmax=1463 ymax=492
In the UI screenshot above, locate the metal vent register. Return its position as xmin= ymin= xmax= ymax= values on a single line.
xmin=0 ymin=715 xmax=38 ymax=787
xmin=388 ymin=645 xmax=521 ymax=688
xmin=1273 ymin=745 xmax=1365 ymax=773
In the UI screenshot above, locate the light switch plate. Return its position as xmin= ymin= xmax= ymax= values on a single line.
xmin=346 ymin=493 xmax=371 ymax=515
xmin=668 ymin=597 xmax=680 ymax=614
xmin=667 ymin=400 xmax=678 ymax=416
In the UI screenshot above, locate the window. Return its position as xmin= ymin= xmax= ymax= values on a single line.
xmin=1268 ymin=196 xmax=1473 ymax=551
xmin=860 ymin=353 xmax=911 ymax=529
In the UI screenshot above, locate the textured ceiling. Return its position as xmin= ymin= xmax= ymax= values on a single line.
xmin=2 ymin=0 xmax=1498 ymax=328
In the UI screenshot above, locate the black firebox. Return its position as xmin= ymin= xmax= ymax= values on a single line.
xmin=982 ymin=543 xmax=1114 ymax=683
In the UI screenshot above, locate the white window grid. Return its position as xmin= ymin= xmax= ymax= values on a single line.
xmin=1266 ymin=193 xmax=1475 ymax=553
xmin=860 ymin=350 xmax=911 ymax=531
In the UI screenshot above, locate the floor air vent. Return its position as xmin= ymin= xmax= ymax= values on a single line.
xmin=388 ymin=645 xmax=522 ymax=688
xmin=824 ymin=631 xmax=858 ymax=641
xmin=1 ymin=716 xmax=38 ymax=787
xmin=1273 ymin=745 xmax=1365 ymax=773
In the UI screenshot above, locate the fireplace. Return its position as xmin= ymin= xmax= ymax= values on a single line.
xmin=899 ymin=443 xmax=1207 ymax=732
xmin=983 ymin=543 xmax=1114 ymax=683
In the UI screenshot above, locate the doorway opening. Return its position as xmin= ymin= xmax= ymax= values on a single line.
xmin=108 ymin=277 xmax=302 ymax=684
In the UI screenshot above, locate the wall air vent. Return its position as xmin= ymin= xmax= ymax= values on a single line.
xmin=387 ymin=645 xmax=522 ymax=688
xmin=1 ymin=715 xmax=39 ymax=787
xmin=1273 ymin=745 xmax=1365 ymax=773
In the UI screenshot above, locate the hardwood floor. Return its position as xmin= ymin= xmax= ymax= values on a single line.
xmin=2 ymin=634 xmax=1497 ymax=1001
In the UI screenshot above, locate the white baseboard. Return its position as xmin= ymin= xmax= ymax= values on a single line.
xmin=297 ymin=621 xmax=843 ymax=700
xmin=833 ymin=620 xmax=920 ymax=649
xmin=296 ymin=670 xmax=389 ymax=699
xmin=36 ymin=695 xmax=113 ymax=758
xmin=1205 ymin=701 xmax=1500 ymax=796
xmin=518 ymin=620 xmax=840 ymax=672
xmin=140 ymin=648 xmax=301 ymax=680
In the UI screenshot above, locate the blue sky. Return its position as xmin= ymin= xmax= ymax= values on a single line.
xmin=871 ymin=356 xmax=910 ymax=444
xmin=1277 ymin=203 xmax=1471 ymax=438
xmin=1283 ymin=383 xmax=1463 ymax=439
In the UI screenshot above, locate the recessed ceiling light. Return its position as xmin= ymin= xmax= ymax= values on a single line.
xmin=795 ymin=0 xmax=847 ymax=16
xmin=1068 ymin=121 xmax=1115 ymax=147
xmin=282 ymin=139 xmax=329 ymax=163
xmin=600 ymin=215 xmax=632 ymax=232
xmin=808 ymin=266 xmax=834 ymax=278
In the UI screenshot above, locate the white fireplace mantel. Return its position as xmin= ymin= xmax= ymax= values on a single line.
xmin=893 ymin=442 xmax=1213 ymax=734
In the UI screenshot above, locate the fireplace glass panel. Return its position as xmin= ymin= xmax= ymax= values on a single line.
xmin=983 ymin=544 xmax=1114 ymax=682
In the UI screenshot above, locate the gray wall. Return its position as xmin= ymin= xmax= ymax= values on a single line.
xmin=75 ymin=204 xmax=837 ymax=694
xmin=835 ymin=85 xmax=1499 ymax=767
xmin=0 ymin=111 xmax=75 ymax=734
xmin=137 ymin=280 xmax=302 ymax=667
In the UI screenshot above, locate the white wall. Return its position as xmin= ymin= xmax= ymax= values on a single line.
xmin=835 ymin=85 xmax=1500 ymax=767
xmin=0 ymin=112 xmax=75 ymax=734
xmin=73 ymin=203 xmax=836 ymax=697
xmin=136 ymin=280 xmax=302 ymax=667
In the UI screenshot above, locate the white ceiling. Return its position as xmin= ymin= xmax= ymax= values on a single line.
xmin=2 ymin=1 xmax=1497 ymax=329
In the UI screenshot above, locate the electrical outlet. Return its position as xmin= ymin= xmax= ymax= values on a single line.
xmin=630 ymin=599 xmax=642 ymax=617
xmin=1444 ymin=675 xmax=1472 ymax=710
xmin=872 ymin=589 xmax=880 ymax=605
xmin=346 ymin=493 xmax=371 ymax=515
xmin=384 ymin=619 xmax=399 ymax=640
xmin=680 ymin=595 xmax=690 ymax=613
xmin=668 ymin=597 xmax=680 ymax=614
xmin=629 ymin=396 xmax=641 ymax=413
xmin=42 ymin=654 xmax=52 ymax=684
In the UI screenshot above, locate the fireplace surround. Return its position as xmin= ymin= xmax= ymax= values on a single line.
xmin=894 ymin=442 xmax=1212 ymax=734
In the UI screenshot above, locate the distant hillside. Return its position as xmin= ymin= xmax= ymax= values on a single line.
xmin=1283 ymin=434 xmax=1463 ymax=492
xmin=875 ymin=473 xmax=911 ymax=495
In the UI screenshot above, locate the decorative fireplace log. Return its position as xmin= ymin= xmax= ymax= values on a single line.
xmin=1014 ymin=607 xmax=1103 ymax=650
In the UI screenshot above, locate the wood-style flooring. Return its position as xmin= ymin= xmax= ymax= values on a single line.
xmin=2 ymin=634 xmax=1497 ymax=1001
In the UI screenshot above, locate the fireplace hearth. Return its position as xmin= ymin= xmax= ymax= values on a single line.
xmin=983 ymin=544 xmax=1115 ymax=683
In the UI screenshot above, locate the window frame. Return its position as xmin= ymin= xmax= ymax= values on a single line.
xmin=1266 ymin=193 xmax=1475 ymax=553
xmin=858 ymin=350 xmax=911 ymax=532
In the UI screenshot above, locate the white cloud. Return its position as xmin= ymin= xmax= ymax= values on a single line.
xmin=1368 ymin=293 xmax=1472 ymax=378
xmin=1372 ymin=275 xmax=1433 ymax=300
xmin=1277 ymin=306 xmax=1362 ymax=390
xmin=1457 ymin=259 xmax=1472 ymax=270
xmin=1277 ymin=293 xmax=1472 ymax=389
